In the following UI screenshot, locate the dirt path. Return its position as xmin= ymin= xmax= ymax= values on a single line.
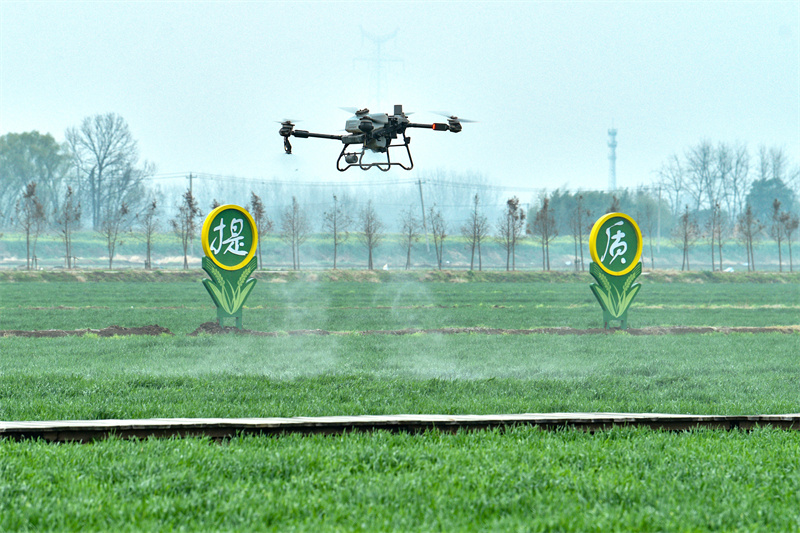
xmin=187 ymin=322 xmax=800 ymax=337
xmin=0 ymin=325 xmax=173 ymax=338
xmin=2 ymin=323 xmax=798 ymax=338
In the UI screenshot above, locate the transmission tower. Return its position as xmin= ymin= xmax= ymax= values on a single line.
xmin=354 ymin=26 xmax=402 ymax=107
xmin=607 ymin=128 xmax=618 ymax=191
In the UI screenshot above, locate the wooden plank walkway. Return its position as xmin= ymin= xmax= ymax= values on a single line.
xmin=3 ymin=413 xmax=800 ymax=442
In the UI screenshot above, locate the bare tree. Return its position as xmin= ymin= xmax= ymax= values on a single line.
xmin=65 ymin=113 xmax=152 ymax=229
xmin=530 ymin=196 xmax=556 ymax=271
xmin=98 ymin=201 xmax=133 ymax=270
xmin=737 ymin=204 xmax=762 ymax=272
xmin=571 ymin=194 xmax=590 ymax=271
xmin=171 ymin=189 xmax=201 ymax=270
xmin=728 ymin=143 xmax=751 ymax=221
xmin=54 ymin=186 xmax=81 ymax=269
xmin=711 ymin=203 xmax=729 ymax=272
xmin=685 ymin=141 xmax=720 ymax=212
xmin=768 ymin=146 xmax=790 ymax=182
xmin=357 ymin=200 xmax=384 ymax=270
xmin=717 ymin=142 xmax=750 ymax=222
xmin=781 ymin=211 xmax=799 ymax=272
xmin=428 ymin=206 xmax=447 ymax=270
xmin=322 ymin=195 xmax=351 ymax=269
xmin=713 ymin=143 xmax=733 ymax=219
xmin=671 ymin=205 xmax=700 ymax=271
xmin=399 ymin=207 xmax=421 ymax=270
xmin=460 ymin=193 xmax=490 ymax=271
xmin=704 ymin=202 xmax=724 ymax=271
xmin=606 ymin=195 xmax=620 ymax=214
xmin=659 ymin=153 xmax=686 ymax=215
xmin=770 ymin=199 xmax=785 ymax=272
xmin=14 ymin=182 xmax=45 ymax=270
xmin=280 ymin=196 xmax=311 ymax=270
xmin=249 ymin=191 xmax=273 ymax=269
xmin=138 ymin=197 xmax=159 ymax=270
xmin=497 ymin=196 xmax=526 ymax=271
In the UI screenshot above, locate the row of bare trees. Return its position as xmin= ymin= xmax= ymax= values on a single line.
xmin=9 ymin=181 xmax=86 ymax=270
xmin=4 ymin=182 xmax=799 ymax=272
xmin=134 ymin=184 xmax=800 ymax=274
xmin=162 ymin=191 xmax=518 ymax=272
xmin=669 ymin=201 xmax=799 ymax=272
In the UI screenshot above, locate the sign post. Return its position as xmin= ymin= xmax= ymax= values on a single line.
xmin=200 ymin=204 xmax=258 ymax=330
xmin=588 ymin=212 xmax=643 ymax=329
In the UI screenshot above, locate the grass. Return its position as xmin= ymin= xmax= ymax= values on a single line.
xmin=1 ymin=275 xmax=799 ymax=531
xmin=2 ymin=428 xmax=800 ymax=532
xmin=0 ymin=333 xmax=799 ymax=420
xmin=1 ymin=279 xmax=798 ymax=334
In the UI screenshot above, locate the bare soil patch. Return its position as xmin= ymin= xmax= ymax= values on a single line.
xmin=0 ymin=325 xmax=174 ymax=338
xmin=4 ymin=324 xmax=796 ymax=338
xmin=187 ymin=323 xmax=800 ymax=337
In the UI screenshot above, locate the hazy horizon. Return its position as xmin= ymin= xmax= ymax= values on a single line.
xmin=2 ymin=1 xmax=798 ymax=193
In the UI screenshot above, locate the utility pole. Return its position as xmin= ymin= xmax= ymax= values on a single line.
xmin=657 ymin=184 xmax=661 ymax=253
xmin=417 ymin=178 xmax=430 ymax=251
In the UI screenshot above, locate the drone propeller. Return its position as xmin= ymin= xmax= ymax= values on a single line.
xmin=432 ymin=112 xmax=477 ymax=123
xmin=340 ymin=107 xmax=388 ymax=123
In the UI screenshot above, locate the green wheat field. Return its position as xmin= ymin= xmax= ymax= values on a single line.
xmin=1 ymin=272 xmax=799 ymax=531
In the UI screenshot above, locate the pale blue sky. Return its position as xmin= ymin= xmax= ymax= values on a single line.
xmin=1 ymin=1 xmax=798 ymax=192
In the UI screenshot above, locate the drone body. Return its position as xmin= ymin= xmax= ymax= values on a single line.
xmin=279 ymin=105 xmax=472 ymax=171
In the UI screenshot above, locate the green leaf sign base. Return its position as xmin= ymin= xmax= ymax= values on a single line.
xmin=589 ymin=261 xmax=642 ymax=330
xmin=202 ymin=256 xmax=258 ymax=330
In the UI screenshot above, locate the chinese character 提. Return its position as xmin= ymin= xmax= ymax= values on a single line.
xmin=222 ymin=218 xmax=247 ymax=256
xmin=209 ymin=217 xmax=247 ymax=257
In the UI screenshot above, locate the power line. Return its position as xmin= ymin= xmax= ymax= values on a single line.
xmin=146 ymin=172 xmax=420 ymax=188
xmin=145 ymin=170 xmax=662 ymax=198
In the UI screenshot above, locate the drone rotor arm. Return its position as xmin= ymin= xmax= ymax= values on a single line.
xmin=281 ymin=124 xmax=346 ymax=154
xmin=406 ymin=122 xmax=450 ymax=131
xmin=290 ymin=130 xmax=344 ymax=141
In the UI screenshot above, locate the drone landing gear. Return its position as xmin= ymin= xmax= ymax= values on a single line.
xmin=336 ymin=134 xmax=414 ymax=172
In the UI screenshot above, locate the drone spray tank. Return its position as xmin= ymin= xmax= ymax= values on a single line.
xmin=344 ymin=109 xmax=388 ymax=134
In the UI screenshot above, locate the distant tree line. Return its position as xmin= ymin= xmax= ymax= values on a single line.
xmin=2 ymin=119 xmax=799 ymax=272
xmin=657 ymin=141 xmax=799 ymax=272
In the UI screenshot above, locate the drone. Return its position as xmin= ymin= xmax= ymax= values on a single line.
xmin=279 ymin=105 xmax=473 ymax=171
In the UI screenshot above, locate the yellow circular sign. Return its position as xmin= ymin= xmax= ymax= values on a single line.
xmin=589 ymin=212 xmax=643 ymax=276
xmin=201 ymin=204 xmax=258 ymax=271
